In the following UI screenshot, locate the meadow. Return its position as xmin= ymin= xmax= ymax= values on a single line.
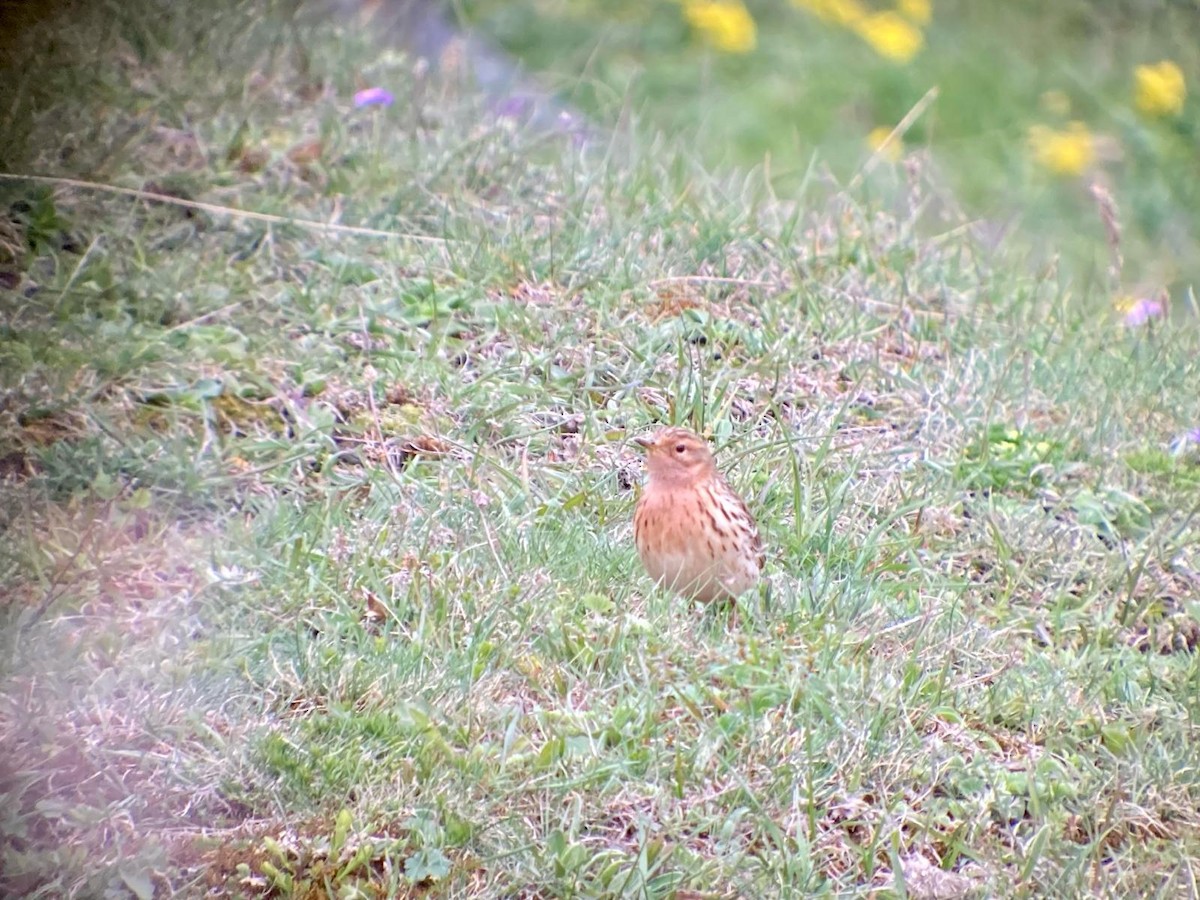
xmin=0 ymin=1 xmax=1198 ymax=897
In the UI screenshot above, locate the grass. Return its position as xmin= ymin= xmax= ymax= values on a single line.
xmin=1 ymin=1 xmax=1200 ymax=897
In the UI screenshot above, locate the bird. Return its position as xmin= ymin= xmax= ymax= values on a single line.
xmin=632 ymin=426 xmax=764 ymax=603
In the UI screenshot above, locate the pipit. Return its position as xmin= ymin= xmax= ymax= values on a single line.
xmin=633 ymin=426 xmax=764 ymax=603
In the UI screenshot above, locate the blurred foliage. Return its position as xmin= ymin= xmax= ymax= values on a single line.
xmin=0 ymin=0 xmax=307 ymax=173
xmin=462 ymin=0 xmax=1200 ymax=304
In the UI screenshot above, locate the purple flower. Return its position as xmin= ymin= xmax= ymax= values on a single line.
xmin=494 ymin=95 xmax=533 ymax=119
xmin=353 ymin=87 xmax=395 ymax=108
xmin=1123 ymin=297 xmax=1165 ymax=327
xmin=1168 ymin=427 xmax=1200 ymax=457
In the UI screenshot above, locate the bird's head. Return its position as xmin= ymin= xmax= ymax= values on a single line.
xmin=634 ymin=426 xmax=717 ymax=486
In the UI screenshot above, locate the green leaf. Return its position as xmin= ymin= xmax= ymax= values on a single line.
xmin=536 ymin=735 xmax=566 ymax=768
xmin=581 ymin=592 xmax=614 ymax=614
xmin=119 ymin=867 xmax=154 ymax=900
xmin=404 ymin=848 xmax=451 ymax=884
xmin=331 ymin=807 xmax=353 ymax=858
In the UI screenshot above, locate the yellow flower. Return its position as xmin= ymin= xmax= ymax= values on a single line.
xmin=854 ymin=11 xmax=923 ymax=63
xmin=683 ymin=0 xmax=757 ymax=53
xmin=1028 ymin=121 xmax=1095 ymax=176
xmin=1134 ymin=60 xmax=1186 ymax=117
xmin=867 ymin=125 xmax=903 ymax=161
xmin=793 ymin=0 xmax=925 ymax=61
xmin=897 ymin=0 xmax=932 ymax=25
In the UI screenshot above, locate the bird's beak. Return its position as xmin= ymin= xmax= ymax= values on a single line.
xmin=633 ymin=434 xmax=654 ymax=450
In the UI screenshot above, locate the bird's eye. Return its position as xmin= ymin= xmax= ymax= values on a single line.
xmin=674 ymin=443 xmax=686 ymax=454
